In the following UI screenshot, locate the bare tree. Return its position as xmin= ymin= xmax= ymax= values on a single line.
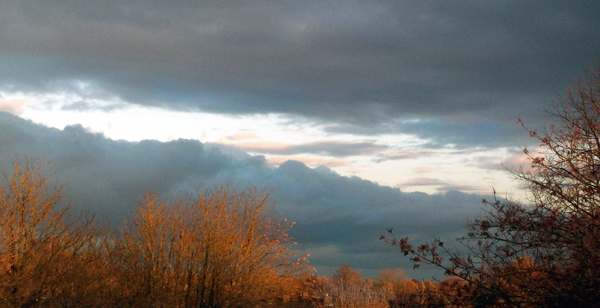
xmin=321 ymin=265 xmax=389 ymax=308
xmin=115 ymin=185 xmax=312 ymax=307
xmin=382 ymin=65 xmax=600 ymax=307
xmin=0 ymin=156 xmax=104 ymax=307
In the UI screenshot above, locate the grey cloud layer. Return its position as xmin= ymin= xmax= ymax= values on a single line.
xmin=0 ymin=112 xmax=485 ymax=278
xmin=1 ymin=1 xmax=599 ymax=131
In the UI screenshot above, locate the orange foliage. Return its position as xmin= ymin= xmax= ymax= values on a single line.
xmin=113 ymin=185 xmax=313 ymax=307
xmin=0 ymin=158 xmax=312 ymax=307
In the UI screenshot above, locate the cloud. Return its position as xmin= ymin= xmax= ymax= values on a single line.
xmin=372 ymin=149 xmax=436 ymax=162
xmin=266 ymin=155 xmax=351 ymax=168
xmin=1 ymin=1 xmax=598 ymax=136
xmin=0 ymin=97 xmax=37 ymax=115
xmin=0 ymin=111 xmax=488 ymax=279
xmin=397 ymin=176 xmax=491 ymax=195
xmin=400 ymin=177 xmax=449 ymax=187
xmin=327 ymin=117 xmax=538 ymax=149
xmin=219 ymin=132 xmax=261 ymax=143
xmin=233 ymin=139 xmax=388 ymax=157
xmin=464 ymin=148 xmax=531 ymax=172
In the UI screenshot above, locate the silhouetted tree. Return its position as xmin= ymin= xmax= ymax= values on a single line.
xmin=383 ymin=65 xmax=600 ymax=307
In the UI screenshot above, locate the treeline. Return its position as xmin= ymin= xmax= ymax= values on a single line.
xmin=302 ymin=265 xmax=466 ymax=308
xmin=0 ymin=157 xmax=310 ymax=307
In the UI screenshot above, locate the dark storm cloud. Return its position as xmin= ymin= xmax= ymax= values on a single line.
xmin=1 ymin=1 xmax=599 ymax=134
xmin=0 ymin=111 xmax=238 ymax=219
xmin=0 ymin=112 xmax=485 ymax=279
xmin=327 ymin=115 xmax=537 ymax=149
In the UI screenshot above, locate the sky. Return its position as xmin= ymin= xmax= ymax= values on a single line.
xmin=1 ymin=1 xmax=600 ymax=280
